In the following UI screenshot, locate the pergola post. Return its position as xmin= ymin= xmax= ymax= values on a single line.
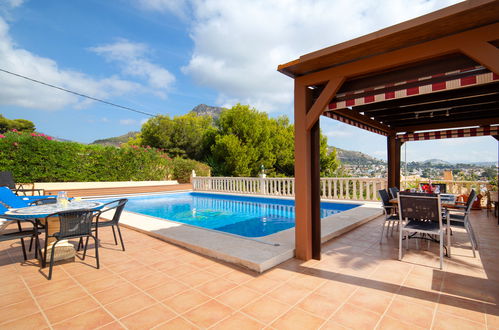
xmin=387 ymin=135 xmax=402 ymax=189
xmin=294 ymin=82 xmax=321 ymax=260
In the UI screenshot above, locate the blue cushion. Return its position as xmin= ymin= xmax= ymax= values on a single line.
xmin=0 ymin=186 xmax=30 ymax=208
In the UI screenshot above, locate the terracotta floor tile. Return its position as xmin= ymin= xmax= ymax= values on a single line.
xmin=183 ymin=300 xmax=233 ymax=328
xmin=120 ymin=303 xmax=176 ymax=330
xmin=331 ymin=303 xmax=381 ymax=329
xmin=30 ymin=278 xmax=78 ymax=297
xmin=433 ymin=311 xmax=486 ymax=330
xmin=145 ymin=280 xmax=189 ymax=301
xmin=37 ymin=285 xmax=89 ymax=310
xmin=216 ymin=286 xmax=261 ymax=310
xmin=377 ymin=315 xmax=424 ymax=330
xmin=164 ymin=263 xmax=199 ymax=278
xmin=44 ymin=295 xmax=100 ymax=324
xmin=241 ymin=296 xmax=290 ymax=325
xmin=243 ymin=276 xmax=281 ymax=294
xmin=96 ymin=321 xmax=126 ymax=329
xmin=0 ymin=299 xmax=39 ymax=324
xmin=267 ymin=282 xmax=311 ymax=305
xmin=386 ymin=298 xmax=434 ymax=328
xmin=105 ymin=292 xmax=157 ymax=319
xmin=313 ymin=280 xmax=357 ymax=302
xmin=132 ymin=271 xmax=172 ymax=291
xmin=346 ymin=288 xmax=392 ymax=314
xmin=163 ymin=289 xmax=210 ymax=314
xmin=178 ymin=270 xmax=217 ymax=287
xmin=196 ymin=278 xmax=237 ymax=298
xmin=154 ymin=317 xmax=198 ymax=330
xmin=82 ymin=275 xmax=128 ymax=294
xmin=0 ymin=290 xmax=32 ymax=308
xmin=212 ymin=312 xmax=264 ymax=330
xmin=204 ymin=263 xmax=234 ymax=276
xmin=271 ymin=307 xmax=325 ymax=330
xmin=73 ymin=268 xmax=114 ymax=286
xmin=224 ymin=269 xmax=256 ymax=284
xmin=485 ymin=304 xmax=499 ymax=329
xmin=93 ymin=282 xmax=142 ymax=305
xmin=52 ymin=308 xmax=114 ymax=329
xmin=437 ymin=294 xmax=486 ymax=324
xmin=0 ymin=312 xmax=49 ymax=329
xmin=297 ymin=292 xmax=342 ymax=319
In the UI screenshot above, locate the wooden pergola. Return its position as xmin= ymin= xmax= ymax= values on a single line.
xmin=277 ymin=0 xmax=499 ymax=260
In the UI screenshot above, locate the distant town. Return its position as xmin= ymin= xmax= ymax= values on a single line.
xmin=335 ymin=148 xmax=497 ymax=182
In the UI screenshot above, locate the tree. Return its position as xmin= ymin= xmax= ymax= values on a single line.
xmin=0 ymin=115 xmax=35 ymax=133
xmin=139 ymin=113 xmax=213 ymax=160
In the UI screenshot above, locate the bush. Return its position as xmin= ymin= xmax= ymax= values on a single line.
xmin=0 ymin=131 xmax=210 ymax=183
xmin=172 ymin=157 xmax=211 ymax=183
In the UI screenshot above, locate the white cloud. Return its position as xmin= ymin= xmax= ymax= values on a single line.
xmin=135 ymin=0 xmax=190 ymax=19
xmin=119 ymin=118 xmax=137 ymax=125
xmin=142 ymin=0 xmax=461 ymax=113
xmin=89 ymin=39 xmax=175 ymax=98
xmin=0 ymin=17 xmax=144 ymax=111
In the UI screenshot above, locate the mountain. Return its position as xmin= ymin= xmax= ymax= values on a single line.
xmin=92 ymin=131 xmax=139 ymax=147
xmin=190 ymin=104 xmax=224 ymax=119
xmin=422 ymin=159 xmax=451 ymax=165
xmin=330 ymin=146 xmax=385 ymax=165
xmin=92 ymin=104 xmax=224 ymax=146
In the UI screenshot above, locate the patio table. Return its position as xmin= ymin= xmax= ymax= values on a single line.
xmin=389 ymin=194 xmax=456 ymax=257
xmin=5 ymin=201 xmax=104 ymax=265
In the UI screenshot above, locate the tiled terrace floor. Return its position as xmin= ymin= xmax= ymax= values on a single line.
xmin=1 ymin=210 xmax=498 ymax=329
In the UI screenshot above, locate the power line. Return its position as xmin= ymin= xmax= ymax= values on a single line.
xmin=0 ymin=68 xmax=157 ymax=117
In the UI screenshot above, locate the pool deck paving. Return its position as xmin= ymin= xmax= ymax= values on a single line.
xmin=119 ymin=198 xmax=382 ymax=272
xmin=1 ymin=209 xmax=498 ymax=329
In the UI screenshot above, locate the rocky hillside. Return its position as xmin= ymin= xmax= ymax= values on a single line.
xmin=190 ymin=104 xmax=224 ymax=119
xmin=92 ymin=131 xmax=138 ymax=147
xmin=330 ymin=146 xmax=385 ymax=165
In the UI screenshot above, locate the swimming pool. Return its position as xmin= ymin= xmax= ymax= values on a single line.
xmin=121 ymin=192 xmax=360 ymax=238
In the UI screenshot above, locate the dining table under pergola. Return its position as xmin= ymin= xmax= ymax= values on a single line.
xmin=277 ymin=0 xmax=499 ymax=261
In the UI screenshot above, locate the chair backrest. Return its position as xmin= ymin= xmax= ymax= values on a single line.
xmin=0 ymin=171 xmax=16 ymax=190
xmin=465 ymin=189 xmax=477 ymax=212
xmin=378 ymin=189 xmax=392 ymax=208
xmin=398 ymin=192 xmax=442 ymax=228
xmin=98 ymin=199 xmax=128 ymax=225
xmin=0 ymin=187 xmax=29 ymax=208
xmin=388 ymin=187 xmax=399 ymax=199
xmin=47 ymin=209 xmax=95 ymax=239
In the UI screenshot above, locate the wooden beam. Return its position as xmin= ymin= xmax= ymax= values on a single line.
xmin=394 ymin=117 xmax=499 ymax=132
xmin=297 ymin=23 xmax=499 ymax=87
xmin=294 ymin=81 xmax=321 ymax=261
xmin=305 ymin=77 xmax=345 ymax=131
xmin=387 ymin=135 xmax=401 ymax=189
xmin=329 ymin=109 xmax=394 ymax=134
xmin=460 ymin=41 xmax=499 ymax=75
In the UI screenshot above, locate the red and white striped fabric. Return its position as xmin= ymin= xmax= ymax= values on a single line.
xmin=324 ymin=112 xmax=389 ymax=136
xmin=397 ymin=126 xmax=499 ymax=142
xmin=327 ymin=66 xmax=499 ymax=110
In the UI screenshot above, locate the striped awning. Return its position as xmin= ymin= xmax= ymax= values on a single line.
xmin=396 ymin=125 xmax=499 ymax=142
xmin=327 ymin=66 xmax=499 ymax=111
xmin=323 ymin=112 xmax=388 ymax=136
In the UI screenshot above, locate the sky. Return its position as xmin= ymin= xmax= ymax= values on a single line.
xmin=0 ymin=0 xmax=497 ymax=163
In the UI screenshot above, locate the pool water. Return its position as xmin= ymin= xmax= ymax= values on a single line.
xmin=122 ymin=192 xmax=360 ymax=238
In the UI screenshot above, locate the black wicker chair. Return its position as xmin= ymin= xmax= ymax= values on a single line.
xmin=0 ymin=171 xmax=44 ymax=196
xmin=78 ymin=199 xmax=128 ymax=252
xmin=378 ymin=189 xmax=399 ymax=243
xmin=44 ymin=209 xmax=99 ymax=280
xmin=398 ymin=192 xmax=446 ymax=269
xmin=388 ymin=187 xmax=399 ymax=199
xmin=0 ymin=213 xmax=42 ymax=262
xmin=444 ymin=189 xmax=478 ymax=257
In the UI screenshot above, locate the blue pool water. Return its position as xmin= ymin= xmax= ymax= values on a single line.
xmin=121 ymin=192 xmax=360 ymax=238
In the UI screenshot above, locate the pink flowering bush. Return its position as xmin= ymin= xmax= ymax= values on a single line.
xmin=0 ymin=131 xmax=208 ymax=182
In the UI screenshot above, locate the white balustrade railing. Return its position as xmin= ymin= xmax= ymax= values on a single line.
xmin=193 ymin=176 xmax=494 ymax=204
xmin=193 ymin=176 xmax=386 ymax=201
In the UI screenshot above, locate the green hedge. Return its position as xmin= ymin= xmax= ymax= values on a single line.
xmin=0 ymin=131 xmax=210 ymax=183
